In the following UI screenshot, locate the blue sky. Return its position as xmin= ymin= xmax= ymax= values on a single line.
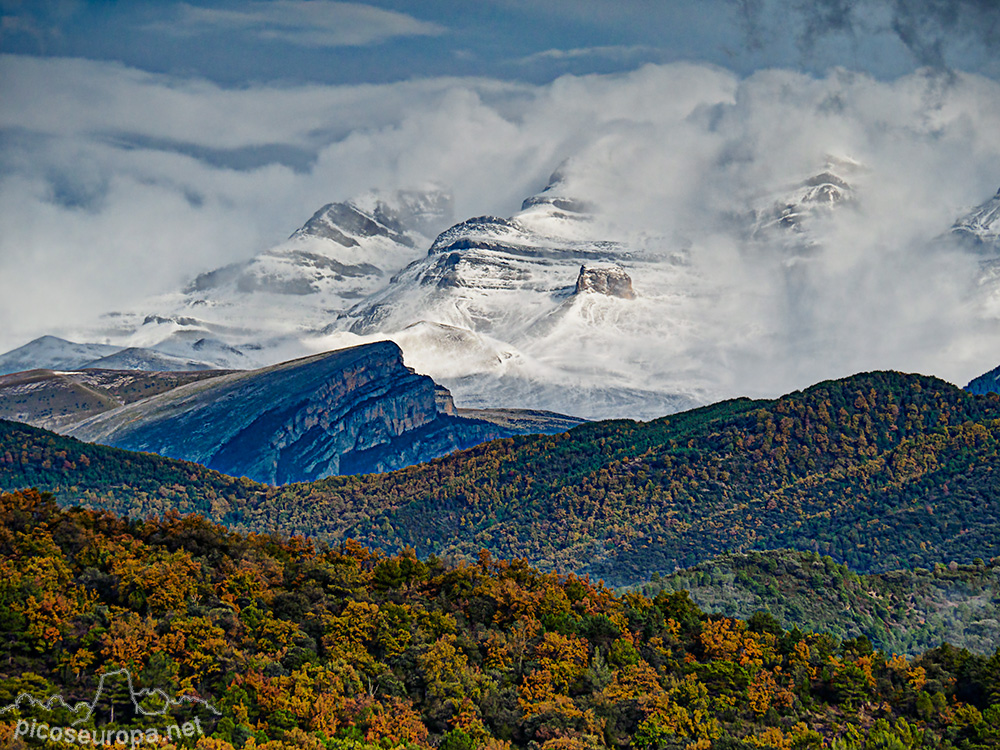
xmin=3 ymin=0 xmax=998 ymax=86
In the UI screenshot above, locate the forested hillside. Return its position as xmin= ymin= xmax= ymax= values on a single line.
xmin=638 ymin=550 xmax=1000 ymax=657
xmin=4 ymin=371 xmax=1000 ymax=586
xmin=1 ymin=489 xmax=998 ymax=750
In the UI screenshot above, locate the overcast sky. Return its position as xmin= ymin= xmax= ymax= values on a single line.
xmin=2 ymin=0 xmax=1000 ymax=390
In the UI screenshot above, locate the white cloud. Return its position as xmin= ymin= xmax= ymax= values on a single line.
xmin=2 ymin=55 xmax=1000 ymax=399
xmin=513 ymin=45 xmax=662 ymax=66
xmin=154 ymin=1 xmax=445 ymax=47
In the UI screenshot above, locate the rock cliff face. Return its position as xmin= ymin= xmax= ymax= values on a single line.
xmin=574 ymin=265 xmax=636 ymax=299
xmin=61 ymin=342 xmax=573 ymax=484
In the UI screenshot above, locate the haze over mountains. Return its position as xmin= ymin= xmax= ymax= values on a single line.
xmin=5 ymin=155 xmax=1000 ymax=420
xmin=6 ymin=65 xmax=1000 ymax=420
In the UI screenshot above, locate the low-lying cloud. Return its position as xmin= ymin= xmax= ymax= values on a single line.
xmin=2 ymin=54 xmax=1000 ymax=399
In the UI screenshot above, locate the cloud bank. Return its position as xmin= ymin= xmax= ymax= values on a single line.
xmin=2 ymin=54 xmax=1000 ymax=398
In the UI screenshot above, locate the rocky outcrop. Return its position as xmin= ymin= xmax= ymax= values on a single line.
xmin=574 ymin=265 xmax=636 ymax=299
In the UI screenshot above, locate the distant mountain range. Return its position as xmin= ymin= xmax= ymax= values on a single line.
xmin=0 ymin=341 xmax=581 ymax=483
xmin=8 ymin=157 xmax=999 ymax=420
xmin=4 ymin=369 xmax=999 ymax=586
xmin=0 ymin=335 xmax=222 ymax=375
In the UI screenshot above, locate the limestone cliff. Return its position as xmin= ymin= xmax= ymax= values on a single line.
xmin=574 ymin=265 xmax=636 ymax=299
xmin=61 ymin=342 xmax=568 ymax=484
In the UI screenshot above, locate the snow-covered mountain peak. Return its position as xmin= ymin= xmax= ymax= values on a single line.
xmin=426 ymin=214 xmax=626 ymax=263
xmin=748 ymin=157 xmax=862 ymax=252
xmin=511 ymin=167 xmax=598 ymax=237
xmin=73 ymin=188 xmax=455 ymax=371
xmin=952 ymin=186 xmax=1000 ymax=249
xmin=291 ymin=187 xmax=452 ymax=248
xmin=428 ymin=216 xmax=521 ymax=254
xmin=293 ymin=200 xmax=414 ymax=248
xmin=799 ymin=171 xmax=851 ymax=204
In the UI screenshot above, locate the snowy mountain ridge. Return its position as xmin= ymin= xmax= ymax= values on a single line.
xmin=6 ymin=158 xmax=1000 ymax=421
xmin=953 ymin=187 xmax=1000 ymax=249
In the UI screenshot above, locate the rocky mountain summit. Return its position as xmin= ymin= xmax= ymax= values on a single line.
xmin=747 ymin=157 xmax=860 ymax=256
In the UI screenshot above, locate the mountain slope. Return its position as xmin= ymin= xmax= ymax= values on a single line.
xmin=640 ymin=549 xmax=1000 ymax=656
xmin=271 ymin=370 xmax=1000 ymax=583
xmin=4 ymin=371 xmax=1000 ymax=586
xmin=79 ymin=346 xmax=217 ymax=371
xmin=4 ymin=489 xmax=998 ymax=750
xmin=63 ymin=341 xmax=567 ymax=484
xmin=0 ymin=368 xmax=231 ymax=431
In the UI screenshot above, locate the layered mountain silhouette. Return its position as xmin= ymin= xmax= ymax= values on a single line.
xmin=0 ymin=341 xmax=580 ymax=484
xmin=6 ymin=163 xmax=1000 ymax=420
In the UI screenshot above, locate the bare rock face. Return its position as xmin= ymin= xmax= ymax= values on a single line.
xmin=63 ymin=341 xmax=497 ymax=484
xmin=574 ymin=265 xmax=636 ymax=299
xmin=55 ymin=341 xmax=581 ymax=484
